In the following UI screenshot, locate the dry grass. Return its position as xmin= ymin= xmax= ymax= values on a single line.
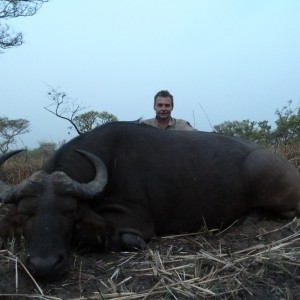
xmin=273 ymin=142 xmax=300 ymax=171
xmin=0 ymin=152 xmax=45 ymax=184
xmin=1 ymin=218 xmax=300 ymax=299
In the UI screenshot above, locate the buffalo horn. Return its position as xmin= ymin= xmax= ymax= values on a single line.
xmin=57 ymin=149 xmax=108 ymax=199
xmin=0 ymin=150 xmax=24 ymax=203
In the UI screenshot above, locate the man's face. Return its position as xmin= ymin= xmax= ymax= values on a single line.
xmin=154 ymin=96 xmax=173 ymax=120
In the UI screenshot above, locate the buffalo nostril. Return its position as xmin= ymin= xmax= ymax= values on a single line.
xmin=26 ymin=253 xmax=68 ymax=279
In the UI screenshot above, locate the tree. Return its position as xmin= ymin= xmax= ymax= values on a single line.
xmin=45 ymin=87 xmax=118 ymax=135
xmin=73 ymin=111 xmax=118 ymax=133
xmin=28 ymin=141 xmax=57 ymax=160
xmin=0 ymin=116 xmax=30 ymax=153
xmin=0 ymin=0 xmax=48 ymax=51
xmin=213 ymin=101 xmax=300 ymax=149
xmin=274 ymin=100 xmax=300 ymax=146
xmin=213 ymin=119 xmax=272 ymax=146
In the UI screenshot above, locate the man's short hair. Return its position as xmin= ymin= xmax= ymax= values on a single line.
xmin=154 ymin=90 xmax=174 ymax=107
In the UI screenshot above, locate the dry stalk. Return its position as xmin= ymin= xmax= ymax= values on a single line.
xmin=0 ymin=249 xmax=44 ymax=295
xmin=1 ymin=218 xmax=300 ymax=299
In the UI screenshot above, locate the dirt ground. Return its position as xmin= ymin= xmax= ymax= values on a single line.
xmin=1 ymin=213 xmax=300 ymax=300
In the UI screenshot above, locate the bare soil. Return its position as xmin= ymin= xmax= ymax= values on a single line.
xmin=1 ymin=213 xmax=300 ymax=300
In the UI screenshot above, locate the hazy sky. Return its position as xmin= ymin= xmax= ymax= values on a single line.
xmin=2 ymin=1 xmax=300 ymax=149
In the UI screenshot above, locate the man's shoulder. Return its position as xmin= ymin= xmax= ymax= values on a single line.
xmin=141 ymin=118 xmax=156 ymax=125
xmin=174 ymin=118 xmax=191 ymax=125
xmin=173 ymin=118 xmax=195 ymax=130
xmin=172 ymin=118 xmax=197 ymax=131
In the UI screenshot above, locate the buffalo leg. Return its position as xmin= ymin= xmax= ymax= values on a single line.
xmin=120 ymin=232 xmax=147 ymax=250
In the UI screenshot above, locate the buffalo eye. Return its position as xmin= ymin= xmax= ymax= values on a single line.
xmin=60 ymin=198 xmax=78 ymax=218
xmin=62 ymin=208 xmax=77 ymax=218
xmin=17 ymin=198 xmax=37 ymax=219
xmin=18 ymin=208 xmax=35 ymax=219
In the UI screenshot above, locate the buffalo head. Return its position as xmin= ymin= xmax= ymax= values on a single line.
xmin=0 ymin=150 xmax=108 ymax=281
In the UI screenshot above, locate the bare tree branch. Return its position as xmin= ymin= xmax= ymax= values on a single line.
xmin=0 ymin=23 xmax=22 ymax=49
xmin=44 ymin=87 xmax=86 ymax=135
xmin=0 ymin=0 xmax=48 ymax=50
xmin=0 ymin=0 xmax=48 ymax=19
xmin=45 ymin=86 xmax=118 ymax=135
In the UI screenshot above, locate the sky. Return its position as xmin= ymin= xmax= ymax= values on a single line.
xmin=1 ymin=0 xmax=300 ymax=149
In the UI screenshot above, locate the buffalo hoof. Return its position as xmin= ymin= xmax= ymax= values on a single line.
xmin=121 ymin=233 xmax=147 ymax=250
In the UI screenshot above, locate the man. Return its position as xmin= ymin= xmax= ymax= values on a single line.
xmin=142 ymin=90 xmax=196 ymax=131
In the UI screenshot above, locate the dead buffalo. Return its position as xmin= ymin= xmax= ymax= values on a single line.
xmin=0 ymin=121 xmax=300 ymax=281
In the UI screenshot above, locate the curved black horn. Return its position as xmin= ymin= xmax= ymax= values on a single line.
xmin=0 ymin=150 xmax=24 ymax=203
xmin=0 ymin=150 xmax=24 ymax=164
xmin=53 ymin=149 xmax=108 ymax=200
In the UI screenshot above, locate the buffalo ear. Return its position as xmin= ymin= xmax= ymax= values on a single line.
xmin=73 ymin=205 xmax=109 ymax=251
xmin=78 ymin=204 xmax=108 ymax=230
xmin=0 ymin=205 xmax=21 ymax=238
